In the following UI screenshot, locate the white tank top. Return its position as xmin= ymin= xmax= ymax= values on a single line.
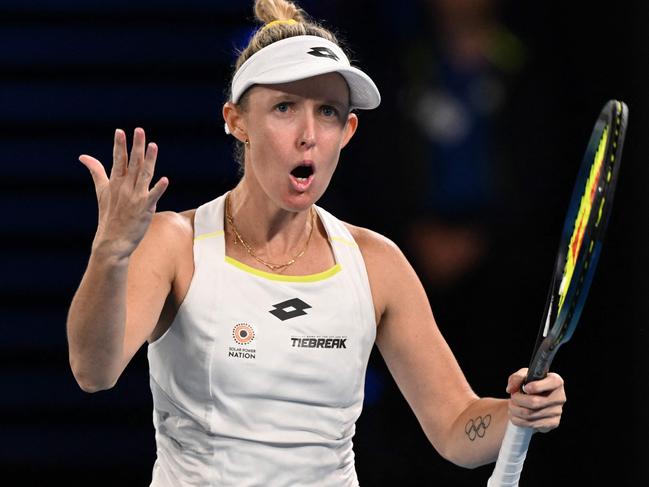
xmin=147 ymin=193 xmax=377 ymax=486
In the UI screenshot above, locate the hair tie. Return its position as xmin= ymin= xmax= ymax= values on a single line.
xmin=260 ymin=19 xmax=299 ymax=32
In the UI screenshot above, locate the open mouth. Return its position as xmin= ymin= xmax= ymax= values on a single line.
xmin=289 ymin=163 xmax=315 ymax=192
xmin=290 ymin=164 xmax=314 ymax=181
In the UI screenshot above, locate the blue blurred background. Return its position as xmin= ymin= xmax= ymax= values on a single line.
xmin=2 ymin=0 xmax=647 ymax=485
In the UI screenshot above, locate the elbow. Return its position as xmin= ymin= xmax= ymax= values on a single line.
xmin=439 ymin=448 xmax=484 ymax=470
xmin=438 ymin=446 xmax=480 ymax=470
xmin=450 ymin=457 xmax=484 ymax=470
xmin=436 ymin=432 xmax=487 ymax=470
xmin=69 ymin=358 xmax=117 ymax=393
xmin=76 ymin=379 xmax=115 ymax=394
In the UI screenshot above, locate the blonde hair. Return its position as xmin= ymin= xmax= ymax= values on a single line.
xmin=232 ymin=0 xmax=345 ymax=101
xmin=229 ymin=0 xmax=348 ymax=169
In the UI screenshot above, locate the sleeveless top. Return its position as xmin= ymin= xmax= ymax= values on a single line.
xmin=147 ymin=193 xmax=377 ymax=486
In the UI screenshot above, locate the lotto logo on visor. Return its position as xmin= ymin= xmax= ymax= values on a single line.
xmin=307 ymin=47 xmax=340 ymax=61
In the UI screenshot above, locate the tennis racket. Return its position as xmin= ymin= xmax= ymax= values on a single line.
xmin=487 ymin=99 xmax=628 ymax=487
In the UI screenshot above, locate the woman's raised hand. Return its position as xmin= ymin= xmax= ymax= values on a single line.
xmin=79 ymin=127 xmax=169 ymax=260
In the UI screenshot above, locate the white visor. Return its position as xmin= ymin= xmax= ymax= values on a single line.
xmin=228 ymin=35 xmax=380 ymax=124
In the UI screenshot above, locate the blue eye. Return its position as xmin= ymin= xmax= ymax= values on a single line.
xmin=276 ymin=102 xmax=290 ymax=113
xmin=321 ymin=106 xmax=337 ymax=117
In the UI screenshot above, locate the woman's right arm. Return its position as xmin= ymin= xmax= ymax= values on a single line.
xmin=67 ymin=127 xmax=171 ymax=393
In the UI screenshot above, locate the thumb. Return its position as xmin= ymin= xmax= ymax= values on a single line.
xmin=146 ymin=176 xmax=170 ymax=212
xmin=506 ymin=368 xmax=528 ymax=394
xmin=79 ymin=154 xmax=109 ymax=196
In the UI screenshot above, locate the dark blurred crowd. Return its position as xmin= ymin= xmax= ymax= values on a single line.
xmin=2 ymin=1 xmax=645 ymax=485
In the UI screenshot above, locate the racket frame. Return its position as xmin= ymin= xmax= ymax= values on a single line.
xmin=487 ymin=99 xmax=628 ymax=487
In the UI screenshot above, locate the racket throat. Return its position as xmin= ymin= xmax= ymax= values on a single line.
xmin=542 ymin=295 xmax=554 ymax=337
xmin=526 ymin=338 xmax=561 ymax=383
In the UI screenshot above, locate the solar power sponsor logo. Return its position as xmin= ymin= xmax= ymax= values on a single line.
xmin=229 ymin=323 xmax=256 ymax=360
xmin=232 ymin=323 xmax=255 ymax=345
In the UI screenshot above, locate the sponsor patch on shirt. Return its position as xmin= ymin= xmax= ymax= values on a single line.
xmin=229 ymin=323 xmax=256 ymax=360
xmin=290 ymin=335 xmax=348 ymax=349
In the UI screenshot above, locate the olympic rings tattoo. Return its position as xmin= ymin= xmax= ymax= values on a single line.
xmin=465 ymin=414 xmax=492 ymax=441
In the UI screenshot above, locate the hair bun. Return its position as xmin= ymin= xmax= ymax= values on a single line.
xmin=254 ymin=0 xmax=306 ymax=24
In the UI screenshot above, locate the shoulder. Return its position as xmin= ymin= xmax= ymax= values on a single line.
xmin=343 ymin=222 xmax=417 ymax=320
xmin=142 ymin=210 xmax=195 ymax=249
xmin=132 ymin=209 xmax=196 ymax=272
xmin=343 ymin=222 xmax=403 ymax=264
xmin=153 ymin=209 xmax=194 ymax=235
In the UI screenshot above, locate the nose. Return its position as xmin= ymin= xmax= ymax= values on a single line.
xmin=298 ymin=112 xmax=316 ymax=150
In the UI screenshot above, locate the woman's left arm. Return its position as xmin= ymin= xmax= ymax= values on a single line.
xmin=353 ymin=227 xmax=566 ymax=468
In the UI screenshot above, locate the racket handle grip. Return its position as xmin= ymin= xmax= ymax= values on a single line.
xmin=487 ymin=421 xmax=534 ymax=487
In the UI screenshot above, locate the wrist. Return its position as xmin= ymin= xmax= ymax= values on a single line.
xmin=90 ymin=237 xmax=132 ymax=266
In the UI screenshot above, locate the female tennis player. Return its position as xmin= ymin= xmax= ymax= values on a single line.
xmin=67 ymin=0 xmax=566 ymax=485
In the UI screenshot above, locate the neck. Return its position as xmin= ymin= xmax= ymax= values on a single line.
xmin=227 ymin=180 xmax=315 ymax=260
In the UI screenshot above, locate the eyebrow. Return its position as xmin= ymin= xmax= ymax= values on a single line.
xmin=322 ymin=99 xmax=349 ymax=110
xmin=268 ymin=93 xmax=349 ymax=110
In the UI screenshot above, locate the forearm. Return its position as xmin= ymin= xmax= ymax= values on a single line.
xmin=442 ymin=397 xmax=509 ymax=469
xmin=67 ymin=246 xmax=129 ymax=392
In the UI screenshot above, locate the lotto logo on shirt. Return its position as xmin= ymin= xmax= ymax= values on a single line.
xmin=229 ymin=323 xmax=256 ymax=360
xmin=290 ymin=335 xmax=348 ymax=349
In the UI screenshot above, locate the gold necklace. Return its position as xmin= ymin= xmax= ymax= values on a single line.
xmin=225 ymin=193 xmax=315 ymax=272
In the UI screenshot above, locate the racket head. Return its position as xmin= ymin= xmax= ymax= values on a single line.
xmin=527 ymin=100 xmax=628 ymax=381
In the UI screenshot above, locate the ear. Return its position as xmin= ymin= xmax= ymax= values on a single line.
xmin=223 ymin=102 xmax=248 ymax=143
xmin=340 ymin=112 xmax=359 ymax=149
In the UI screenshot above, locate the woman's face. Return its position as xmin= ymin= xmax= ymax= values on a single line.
xmin=227 ymin=72 xmax=358 ymax=212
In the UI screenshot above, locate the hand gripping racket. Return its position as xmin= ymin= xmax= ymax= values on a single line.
xmin=487 ymin=99 xmax=628 ymax=487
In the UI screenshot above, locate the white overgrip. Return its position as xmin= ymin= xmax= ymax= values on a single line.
xmin=487 ymin=421 xmax=534 ymax=487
